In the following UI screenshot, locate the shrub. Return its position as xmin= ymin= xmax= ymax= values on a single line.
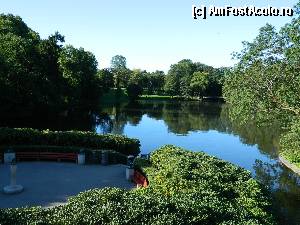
xmin=139 ymin=145 xmax=276 ymax=225
xmin=0 ymin=145 xmax=128 ymax=164
xmin=0 ymin=127 xmax=140 ymax=156
xmin=0 ymin=145 xmax=276 ymax=225
xmin=280 ymin=120 xmax=300 ymax=168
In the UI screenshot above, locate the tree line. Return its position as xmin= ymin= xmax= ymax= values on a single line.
xmin=0 ymin=14 xmax=100 ymax=115
xmin=0 ymin=13 xmax=227 ymax=116
xmin=100 ymin=56 xmax=227 ymax=100
xmin=98 ymin=55 xmax=166 ymax=100
xmin=223 ymin=2 xmax=300 ymax=168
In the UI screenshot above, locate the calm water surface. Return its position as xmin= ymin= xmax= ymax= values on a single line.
xmin=1 ymin=100 xmax=299 ymax=224
xmin=98 ymin=100 xmax=300 ymax=225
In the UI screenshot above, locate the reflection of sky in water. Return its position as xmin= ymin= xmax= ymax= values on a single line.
xmin=110 ymin=113 xmax=300 ymax=224
xmin=121 ymin=115 xmax=275 ymax=174
xmin=0 ymin=99 xmax=298 ymax=222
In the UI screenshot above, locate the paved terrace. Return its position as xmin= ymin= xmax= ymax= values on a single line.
xmin=0 ymin=162 xmax=134 ymax=208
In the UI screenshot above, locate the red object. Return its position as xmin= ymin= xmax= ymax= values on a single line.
xmin=16 ymin=152 xmax=77 ymax=163
xmin=133 ymin=170 xmax=148 ymax=187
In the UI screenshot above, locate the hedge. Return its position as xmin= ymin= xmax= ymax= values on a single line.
xmin=138 ymin=145 xmax=276 ymax=225
xmin=0 ymin=145 xmax=276 ymax=225
xmin=0 ymin=145 xmax=128 ymax=164
xmin=0 ymin=127 xmax=140 ymax=156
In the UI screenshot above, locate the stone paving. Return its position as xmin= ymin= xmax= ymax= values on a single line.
xmin=0 ymin=162 xmax=134 ymax=208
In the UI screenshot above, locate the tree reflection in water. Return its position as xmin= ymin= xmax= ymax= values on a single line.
xmin=99 ymin=100 xmax=281 ymax=158
xmin=254 ymin=160 xmax=300 ymax=225
xmin=2 ymin=100 xmax=297 ymax=224
xmin=98 ymin=100 xmax=300 ymax=225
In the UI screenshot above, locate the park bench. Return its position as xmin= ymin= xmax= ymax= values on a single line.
xmin=133 ymin=170 xmax=148 ymax=187
xmin=15 ymin=152 xmax=78 ymax=163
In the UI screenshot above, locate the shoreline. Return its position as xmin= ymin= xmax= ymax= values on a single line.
xmin=139 ymin=95 xmax=225 ymax=102
xmin=278 ymin=155 xmax=300 ymax=176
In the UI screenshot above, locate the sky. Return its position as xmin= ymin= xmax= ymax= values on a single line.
xmin=1 ymin=0 xmax=298 ymax=72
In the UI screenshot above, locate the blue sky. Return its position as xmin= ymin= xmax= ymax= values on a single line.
xmin=1 ymin=0 xmax=297 ymax=72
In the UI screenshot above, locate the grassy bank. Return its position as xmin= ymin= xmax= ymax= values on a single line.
xmin=0 ymin=145 xmax=276 ymax=225
xmin=138 ymin=95 xmax=188 ymax=100
xmin=139 ymin=95 xmax=225 ymax=102
xmin=100 ymin=90 xmax=194 ymax=103
xmin=100 ymin=89 xmax=224 ymax=103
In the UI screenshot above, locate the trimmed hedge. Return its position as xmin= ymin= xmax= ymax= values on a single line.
xmin=0 ymin=145 xmax=276 ymax=225
xmin=280 ymin=120 xmax=300 ymax=168
xmin=0 ymin=145 xmax=128 ymax=164
xmin=0 ymin=127 xmax=140 ymax=156
xmin=138 ymin=145 xmax=276 ymax=225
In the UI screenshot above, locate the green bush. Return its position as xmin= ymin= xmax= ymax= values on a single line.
xmin=141 ymin=145 xmax=276 ymax=225
xmin=0 ymin=145 xmax=128 ymax=164
xmin=0 ymin=145 xmax=276 ymax=225
xmin=280 ymin=120 xmax=300 ymax=168
xmin=0 ymin=145 xmax=84 ymax=153
xmin=0 ymin=127 xmax=140 ymax=156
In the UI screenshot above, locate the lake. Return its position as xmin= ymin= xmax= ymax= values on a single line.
xmin=1 ymin=100 xmax=299 ymax=224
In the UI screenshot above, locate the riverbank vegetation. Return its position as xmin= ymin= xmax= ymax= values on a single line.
xmin=0 ymin=13 xmax=227 ymax=118
xmin=0 ymin=145 xmax=276 ymax=225
xmin=0 ymin=14 xmax=102 ymax=115
xmin=280 ymin=120 xmax=300 ymax=168
xmin=100 ymin=58 xmax=227 ymax=101
xmin=101 ymin=89 xmax=201 ymax=103
xmin=0 ymin=7 xmax=299 ymax=224
xmin=139 ymin=95 xmax=188 ymax=100
xmin=223 ymin=4 xmax=300 ymax=170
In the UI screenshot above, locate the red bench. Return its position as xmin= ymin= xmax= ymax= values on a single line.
xmin=16 ymin=152 xmax=78 ymax=163
xmin=133 ymin=170 xmax=148 ymax=187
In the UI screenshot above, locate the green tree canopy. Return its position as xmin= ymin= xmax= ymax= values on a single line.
xmin=224 ymin=20 xmax=300 ymax=125
xmin=59 ymin=45 xmax=100 ymax=111
xmin=164 ymin=59 xmax=195 ymax=96
xmin=126 ymin=69 xmax=144 ymax=100
xmin=0 ymin=14 xmax=47 ymax=111
xmin=190 ymin=71 xmax=210 ymax=97
xmin=97 ymin=68 xmax=114 ymax=92
xmin=223 ymin=2 xmax=300 ymax=168
xmin=0 ymin=13 xmax=39 ymax=39
xmin=164 ymin=59 xmax=225 ymax=97
xmin=0 ymin=13 xmax=103 ymax=114
xmin=111 ymin=55 xmax=127 ymax=70
xmin=146 ymin=70 xmax=165 ymax=94
xmin=110 ymin=55 xmax=130 ymax=89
